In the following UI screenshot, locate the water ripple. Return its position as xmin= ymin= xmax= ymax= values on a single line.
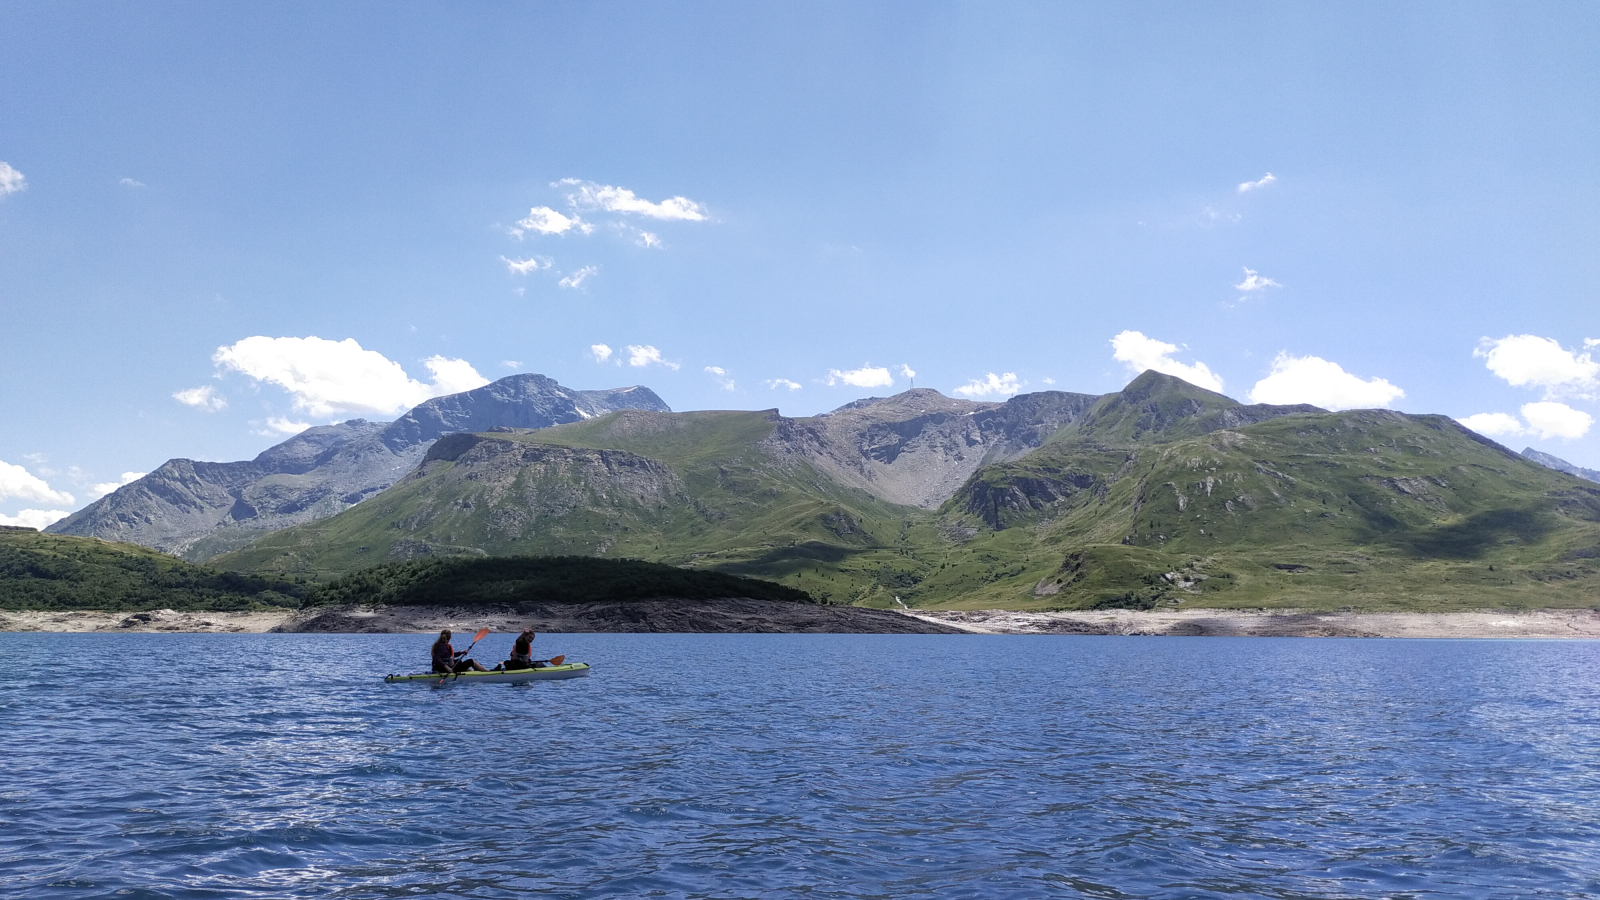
xmin=2 ymin=633 xmax=1598 ymax=898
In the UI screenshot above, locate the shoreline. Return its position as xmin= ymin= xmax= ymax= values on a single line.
xmin=3 ymin=605 xmax=1599 ymax=638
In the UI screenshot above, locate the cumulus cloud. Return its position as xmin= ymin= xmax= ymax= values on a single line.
xmin=264 ymin=416 xmax=313 ymax=435
xmin=1521 ymin=401 xmax=1593 ymax=439
xmin=590 ymin=344 xmax=613 ymax=364
xmin=119 ymin=177 xmax=146 ymax=188
xmin=502 ymin=360 xmax=523 ymax=370
xmin=559 ymin=266 xmax=598 ymax=290
xmin=626 ymin=345 xmax=679 ymax=370
xmin=173 ymin=385 xmax=227 ymax=411
xmin=0 ymin=458 xmax=74 ymax=506
xmin=1110 ymin=331 xmax=1224 ymax=392
xmin=90 ymin=471 xmax=146 ymax=500
xmin=213 ymin=336 xmax=488 ymax=418
xmin=558 ymin=179 xmax=707 ymax=221
xmin=1457 ymin=412 xmax=1525 ymax=437
xmin=1458 ymin=403 xmax=1593 ymax=440
xmin=704 ymin=366 xmax=735 ymax=391
xmin=501 ymin=255 xmax=551 ymax=274
xmin=953 ymin=372 xmax=1022 ymax=397
xmin=1234 ymin=267 xmax=1282 ymax=293
xmin=764 ymin=378 xmax=802 ymax=391
xmin=0 ymin=508 xmax=70 ymax=529
xmin=513 ymin=206 xmax=587 ymax=237
xmin=1475 ymin=335 xmax=1598 ymax=396
xmin=1238 ymin=173 xmax=1276 ymax=193
xmin=826 ymin=365 xmax=894 ymax=389
xmin=1247 ymin=353 xmax=1404 ymax=410
xmin=899 ymin=364 xmax=917 ymax=380
xmin=0 ymin=161 xmax=25 ymax=197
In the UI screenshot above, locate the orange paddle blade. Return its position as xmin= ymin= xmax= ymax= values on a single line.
xmin=550 ymin=655 xmax=565 ymax=666
xmin=473 ymin=627 xmax=490 ymax=642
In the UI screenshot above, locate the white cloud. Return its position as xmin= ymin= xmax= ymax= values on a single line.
xmin=826 ymin=365 xmax=894 ymax=389
xmin=0 ymin=509 xmax=70 ymax=529
xmin=764 ymin=378 xmax=802 ymax=391
xmin=1238 ymin=173 xmax=1276 ymax=193
xmin=1521 ymin=401 xmax=1593 ymax=440
xmin=1042 ymin=377 xmax=1056 ymax=385
xmin=704 ymin=366 xmax=735 ymax=391
xmin=558 ymin=179 xmax=707 ymax=221
xmin=501 ymin=255 xmax=551 ymax=274
xmin=119 ymin=177 xmax=146 ymax=188
xmin=514 ymin=206 xmax=587 ymax=237
xmin=1458 ymin=403 xmax=1593 ymax=440
xmin=173 ymin=385 xmax=227 ymax=411
xmin=0 ymin=161 xmax=25 ymax=197
xmin=626 ymin=344 xmax=679 ymax=370
xmin=502 ymin=360 xmax=523 ymax=370
xmin=90 ymin=471 xmax=146 ymax=500
xmin=1247 ymin=353 xmax=1404 ymax=410
xmin=0 ymin=458 xmax=74 ymax=506
xmin=1110 ymin=331 xmax=1224 ymax=392
xmin=589 ymin=344 xmax=613 ymax=364
xmin=559 ymin=266 xmax=598 ymax=290
xmin=212 ymin=336 xmax=488 ymax=418
xmin=899 ymin=364 xmax=916 ymax=380
xmin=953 ymin=372 xmax=1022 ymax=397
xmin=1234 ymin=267 xmax=1282 ymax=293
xmin=1457 ymin=412 xmax=1525 ymax=437
xmin=636 ymin=230 xmax=661 ymax=248
xmin=1475 ymin=335 xmax=1598 ymax=396
xmin=264 ymin=416 xmax=312 ymax=435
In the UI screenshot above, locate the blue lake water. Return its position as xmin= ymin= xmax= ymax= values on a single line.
xmin=3 ymin=633 xmax=1599 ymax=899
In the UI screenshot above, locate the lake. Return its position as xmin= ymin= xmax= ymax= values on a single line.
xmin=3 ymin=633 xmax=1598 ymax=898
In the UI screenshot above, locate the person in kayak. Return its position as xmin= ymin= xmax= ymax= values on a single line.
xmin=502 ymin=628 xmax=545 ymax=670
xmin=432 ymin=628 xmax=488 ymax=674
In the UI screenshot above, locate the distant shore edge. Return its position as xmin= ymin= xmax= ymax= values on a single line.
xmin=4 ymin=604 xmax=1599 ymax=637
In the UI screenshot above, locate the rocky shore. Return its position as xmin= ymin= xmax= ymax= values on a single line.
xmin=904 ymin=607 xmax=1600 ymax=638
xmin=5 ymin=605 xmax=1599 ymax=637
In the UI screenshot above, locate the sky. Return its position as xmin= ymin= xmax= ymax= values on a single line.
xmin=2 ymin=1 xmax=1598 ymax=527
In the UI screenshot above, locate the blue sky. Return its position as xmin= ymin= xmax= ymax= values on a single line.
xmin=2 ymin=1 xmax=1597 ymax=525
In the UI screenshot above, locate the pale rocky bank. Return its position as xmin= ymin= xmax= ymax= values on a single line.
xmin=4 ymin=606 xmax=1600 ymax=637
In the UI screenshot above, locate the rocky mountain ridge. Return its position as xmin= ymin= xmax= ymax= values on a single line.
xmin=47 ymin=375 xmax=670 ymax=558
xmin=1523 ymin=448 xmax=1600 ymax=484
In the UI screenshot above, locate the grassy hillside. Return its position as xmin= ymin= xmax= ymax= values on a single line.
xmin=920 ymin=409 xmax=1600 ymax=611
xmin=307 ymin=555 xmax=815 ymax=607
xmin=212 ymin=375 xmax=1600 ymax=612
xmin=215 ymin=410 xmax=933 ymax=605
xmin=0 ymin=527 xmax=304 ymax=611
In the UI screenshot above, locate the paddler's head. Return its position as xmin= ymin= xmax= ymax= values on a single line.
xmin=521 ymin=628 xmax=535 ymax=640
xmin=439 ymin=629 xmax=451 ymax=641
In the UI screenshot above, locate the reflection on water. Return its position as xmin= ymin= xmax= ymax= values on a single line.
xmin=2 ymin=633 xmax=1598 ymax=898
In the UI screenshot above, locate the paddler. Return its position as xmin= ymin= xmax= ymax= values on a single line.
xmin=502 ymin=628 xmax=544 ymax=671
xmin=432 ymin=628 xmax=489 ymax=674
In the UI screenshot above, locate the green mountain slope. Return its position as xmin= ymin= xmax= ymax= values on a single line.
xmin=214 ymin=410 xmax=933 ymax=604
xmin=0 ymin=527 xmax=303 ymax=611
xmin=928 ymin=401 xmax=1600 ymax=611
xmin=213 ymin=373 xmax=1600 ymax=611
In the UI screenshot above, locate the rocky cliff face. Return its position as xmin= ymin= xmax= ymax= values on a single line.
xmin=46 ymin=375 xmax=670 ymax=559
xmin=1523 ymin=448 xmax=1600 ymax=485
xmin=761 ymin=388 xmax=1101 ymax=507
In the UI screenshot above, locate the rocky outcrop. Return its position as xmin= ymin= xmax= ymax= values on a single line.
xmin=1524 ymin=448 xmax=1600 ymax=485
xmin=760 ymin=388 xmax=1100 ymax=508
xmin=47 ymin=374 xmax=670 ymax=558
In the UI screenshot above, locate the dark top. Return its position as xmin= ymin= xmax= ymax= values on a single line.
xmin=432 ymin=639 xmax=455 ymax=672
xmin=511 ymin=635 xmax=533 ymax=662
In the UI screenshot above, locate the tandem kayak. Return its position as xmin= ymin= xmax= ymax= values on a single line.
xmin=384 ymin=662 xmax=591 ymax=684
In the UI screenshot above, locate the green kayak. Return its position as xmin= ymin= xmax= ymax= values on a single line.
xmin=384 ymin=662 xmax=591 ymax=684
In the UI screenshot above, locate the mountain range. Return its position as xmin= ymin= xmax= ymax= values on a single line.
xmin=209 ymin=370 xmax=1600 ymax=611
xmin=47 ymin=375 xmax=670 ymax=559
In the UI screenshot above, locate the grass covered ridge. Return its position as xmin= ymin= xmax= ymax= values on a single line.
xmin=0 ymin=528 xmax=304 ymax=611
xmin=306 ymin=555 xmax=816 ymax=607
